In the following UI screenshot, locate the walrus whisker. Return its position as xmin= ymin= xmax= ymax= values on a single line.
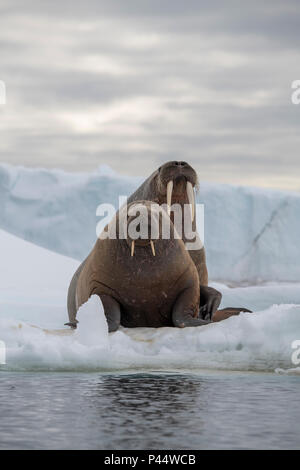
xmin=167 ymin=180 xmax=173 ymax=215
xmin=186 ymin=181 xmax=195 ymax=222
xmin=131 ymin=240 xmax=135 ymax=257
xmin=150 ymin=240 xmax=155 ymax=256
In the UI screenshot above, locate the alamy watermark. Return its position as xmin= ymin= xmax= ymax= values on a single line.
xmin=0 ymin=340 xmax=6 ymax=365
xmin=95 ymin=197 xmax=205 ymax=251
xmin=0 ymin=80 xmax=6 ymax=105
xmin=291 ymin=340 xmax=300 ymax=366
xmin=291 ymin=80 xmax=300 ymax=104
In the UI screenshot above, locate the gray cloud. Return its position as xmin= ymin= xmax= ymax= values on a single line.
xmin=0 ymin=0 xmax=300 ymax=190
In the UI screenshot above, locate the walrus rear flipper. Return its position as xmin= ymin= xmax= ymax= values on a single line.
xmin=212 ymin=307 xmax=253 ymax=323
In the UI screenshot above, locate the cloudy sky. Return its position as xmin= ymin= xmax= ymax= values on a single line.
xmin=0 ymin=0 xmax=300 ymax=190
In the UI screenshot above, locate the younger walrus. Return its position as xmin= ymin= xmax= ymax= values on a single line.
xmin=66 ymin=201 xmax=251 ymax=332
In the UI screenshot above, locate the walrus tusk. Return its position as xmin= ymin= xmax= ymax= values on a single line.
xmin=150 ymin=240 xmax=155 ymax=256
xmin=167 ymin=180 xmax=173 ymax=215
xmin=131 ymin=240 xmax=135 ymax=257
xmin=186 ymin=181 xmax=195 ymax=222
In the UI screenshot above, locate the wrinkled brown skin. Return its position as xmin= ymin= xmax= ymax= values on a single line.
xmin=67 ymin=162 xmax=252 ymax=329
xmin=126 ymin=161 xmax=221 ymax=320
xmin=67 ymin=206 xmax=209 ymax=331
xmin=68 ymin=161 xmax=221 ymax=324
xmin=66 ymin=238 xmax=252 ymax=331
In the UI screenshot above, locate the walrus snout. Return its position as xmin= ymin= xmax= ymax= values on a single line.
xmin=158 ymin=161 xmax=198 ymax=188
xmin=125 ymin=202 xmax=159 ymax=257
xmin=157 ymin=161 xmax=198 ymax=222
xmin=126 ymin=234 xmax=156 ymax=257
xmin=129 ymin=239 xmax=156 ymax=257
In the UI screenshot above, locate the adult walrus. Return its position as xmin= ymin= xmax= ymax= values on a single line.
xmin=68 ymin=161 xmax=221 ymax=323
xmin=66 ymin=201 xmax=251 ymax=331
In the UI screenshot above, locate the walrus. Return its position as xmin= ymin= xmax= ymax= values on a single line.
xmin=66 ymin=201 xmax=251 ymax=331
xmin=68 ymin=161 xmax=222 ymax=323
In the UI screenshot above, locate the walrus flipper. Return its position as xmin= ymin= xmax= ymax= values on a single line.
xmin=100 ymin=294 xmax=121 ymax=332
xmin=66 ymin=257 xmax=88 ymax=327
xmin=212 ymin=307 xmax=253 ymax=322
xmin=172 ymin=287 xmax=210 ymax=328
xmin=199 ymin=285 xmax=222 ymax=320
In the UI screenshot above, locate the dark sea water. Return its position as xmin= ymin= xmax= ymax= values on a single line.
xmin=0 ymin=371 xmax=299 ymax=450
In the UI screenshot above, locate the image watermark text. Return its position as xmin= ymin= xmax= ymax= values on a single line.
xmin=291 ymin=340 xmax=300 ymax=365
xmin=291 ymin=80 xmax=300 ymax=104
xmin=0 ymin=80 xmax=6 ymax=105
xmin=95 ymin=197 xmax=205 ymax=251
xmin=0 ymin=340 xmax=6 ymax=365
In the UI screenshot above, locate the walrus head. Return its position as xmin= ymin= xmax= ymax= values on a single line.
xmin=156 ymin=161 xmax=198 ymax=221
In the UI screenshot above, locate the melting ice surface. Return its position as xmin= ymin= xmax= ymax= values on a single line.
xmin=0 ymin=228 xmax=299 ymax=374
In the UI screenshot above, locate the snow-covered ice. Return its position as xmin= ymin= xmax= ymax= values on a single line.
xmin=0 ymin=227 xmax=299 ymax=374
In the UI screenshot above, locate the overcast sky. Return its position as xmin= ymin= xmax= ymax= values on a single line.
xmin=0 ymin=0 xmax=300 ymax=190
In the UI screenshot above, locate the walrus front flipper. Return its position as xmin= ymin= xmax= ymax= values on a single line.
xmin=172 ymin=287 xmax=210 ymax=328
xmin=199 ymin=285 xmax=222 ymax=320
xmin=67 ymin=257 xmax=88 ymax=326
xmin=100 ymin=294 xmax=121 ymax=332
xmin=212 ymin=307 xmax=253 ymax=323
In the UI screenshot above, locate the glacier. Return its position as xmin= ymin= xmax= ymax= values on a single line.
xmin=0 ymin=163 xmax=299 ymax=283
